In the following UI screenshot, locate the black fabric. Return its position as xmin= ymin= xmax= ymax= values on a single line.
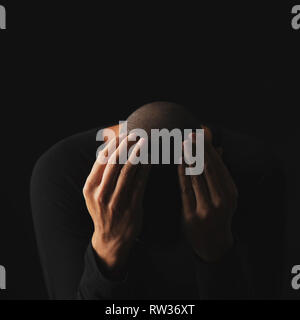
xmin=30 ymin=123 xmax=285 ymax=299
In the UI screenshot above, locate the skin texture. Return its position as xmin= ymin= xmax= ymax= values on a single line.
xmin=83 ymin=122 xmax=238 ymax=277
xmin=178 ymin=132 xmax=237 ymax=262
xmin=83 ymin=132 xmax=151 ymax=276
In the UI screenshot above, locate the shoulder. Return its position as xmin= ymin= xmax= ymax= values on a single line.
xmin=31 ymin=128 xmax=99 ymax=191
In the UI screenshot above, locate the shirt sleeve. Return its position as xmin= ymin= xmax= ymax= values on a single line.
xmin=30 ymin=133 xmax=103 ymax=299
xmin=30 ymin=130 xmax=150 ymax=300
xmin=76 ymin=242 xmax=130 ymax=300
xmin=194 ymin=164 xmax=285 ymax=299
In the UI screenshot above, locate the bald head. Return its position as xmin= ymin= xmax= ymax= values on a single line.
xmin=124 ymin=103 xmax=198 ymax=246
xmin=126 ymin=101 xmax=198 ymax=135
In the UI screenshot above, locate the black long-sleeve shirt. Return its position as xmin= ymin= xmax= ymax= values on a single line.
xmin=30 ymin=124 xmax=285 ymax=299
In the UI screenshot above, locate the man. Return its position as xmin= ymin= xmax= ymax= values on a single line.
xmin=30 ymin=102 xmax=285 ymax=299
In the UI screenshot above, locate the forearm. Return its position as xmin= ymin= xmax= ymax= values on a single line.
xmin=76 ymin=243 xmax=130 ymax=300
xmin=76 ymin=239 xmax=148 ymax=300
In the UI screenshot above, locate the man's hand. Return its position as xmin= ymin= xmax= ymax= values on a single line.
xmin=178 ymin=133 xmax=238 ymax=262
xmin=83 ymin=133 xmax=150 ymax=276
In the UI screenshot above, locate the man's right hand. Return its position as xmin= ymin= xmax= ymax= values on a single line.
xmin=83 ymin=133 xmax=150 ymax=277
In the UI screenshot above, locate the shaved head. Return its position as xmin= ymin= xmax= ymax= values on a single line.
xmin=126 ymin=101 xmax=198 ymax=135
xmin=124 ymin=102 xmax=200 ymax=247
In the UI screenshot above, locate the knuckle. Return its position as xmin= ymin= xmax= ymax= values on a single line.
xmin=183 ymin=211 xmax=196 ymax=223
xmin=83 ymin=181 xmax=92 ymax=197
xmin=97 ymin=192 xmax=107 ymax=206
xmin=108 ymin=202 xmax=118 ymax=213
xmin=214 ymin=197 xmax=223 ymax=209
xmin=93 ymin=188 xmax=105 ymax=205
xmin=197 ymin=205 xmax=211 ymax=217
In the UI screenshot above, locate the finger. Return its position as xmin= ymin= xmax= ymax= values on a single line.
xmin=132 ymin=163 xmax=151 ymax=206
xmin=190 ymin=174 xmax=211 ymax=214
xmin=183 ymin=136 xmax=211 ymax=212
xmin=112 ymin=137 xmax=146 ymax=204
xmin=201 ymin=141 xmax=224 ymax=206
xmin=178 ymin=161 xmax=196 ymax=217
xmin=99 ymin=132 xmax=137 ymax=202
xmin=85 ymin=134 xmax=125 ymax=189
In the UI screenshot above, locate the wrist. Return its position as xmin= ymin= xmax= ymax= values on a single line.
xmin=91 ymin=231 xmax=130 ymax=276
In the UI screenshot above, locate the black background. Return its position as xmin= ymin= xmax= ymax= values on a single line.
xmin=0 ymin=1 xmax=299 ymax=299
